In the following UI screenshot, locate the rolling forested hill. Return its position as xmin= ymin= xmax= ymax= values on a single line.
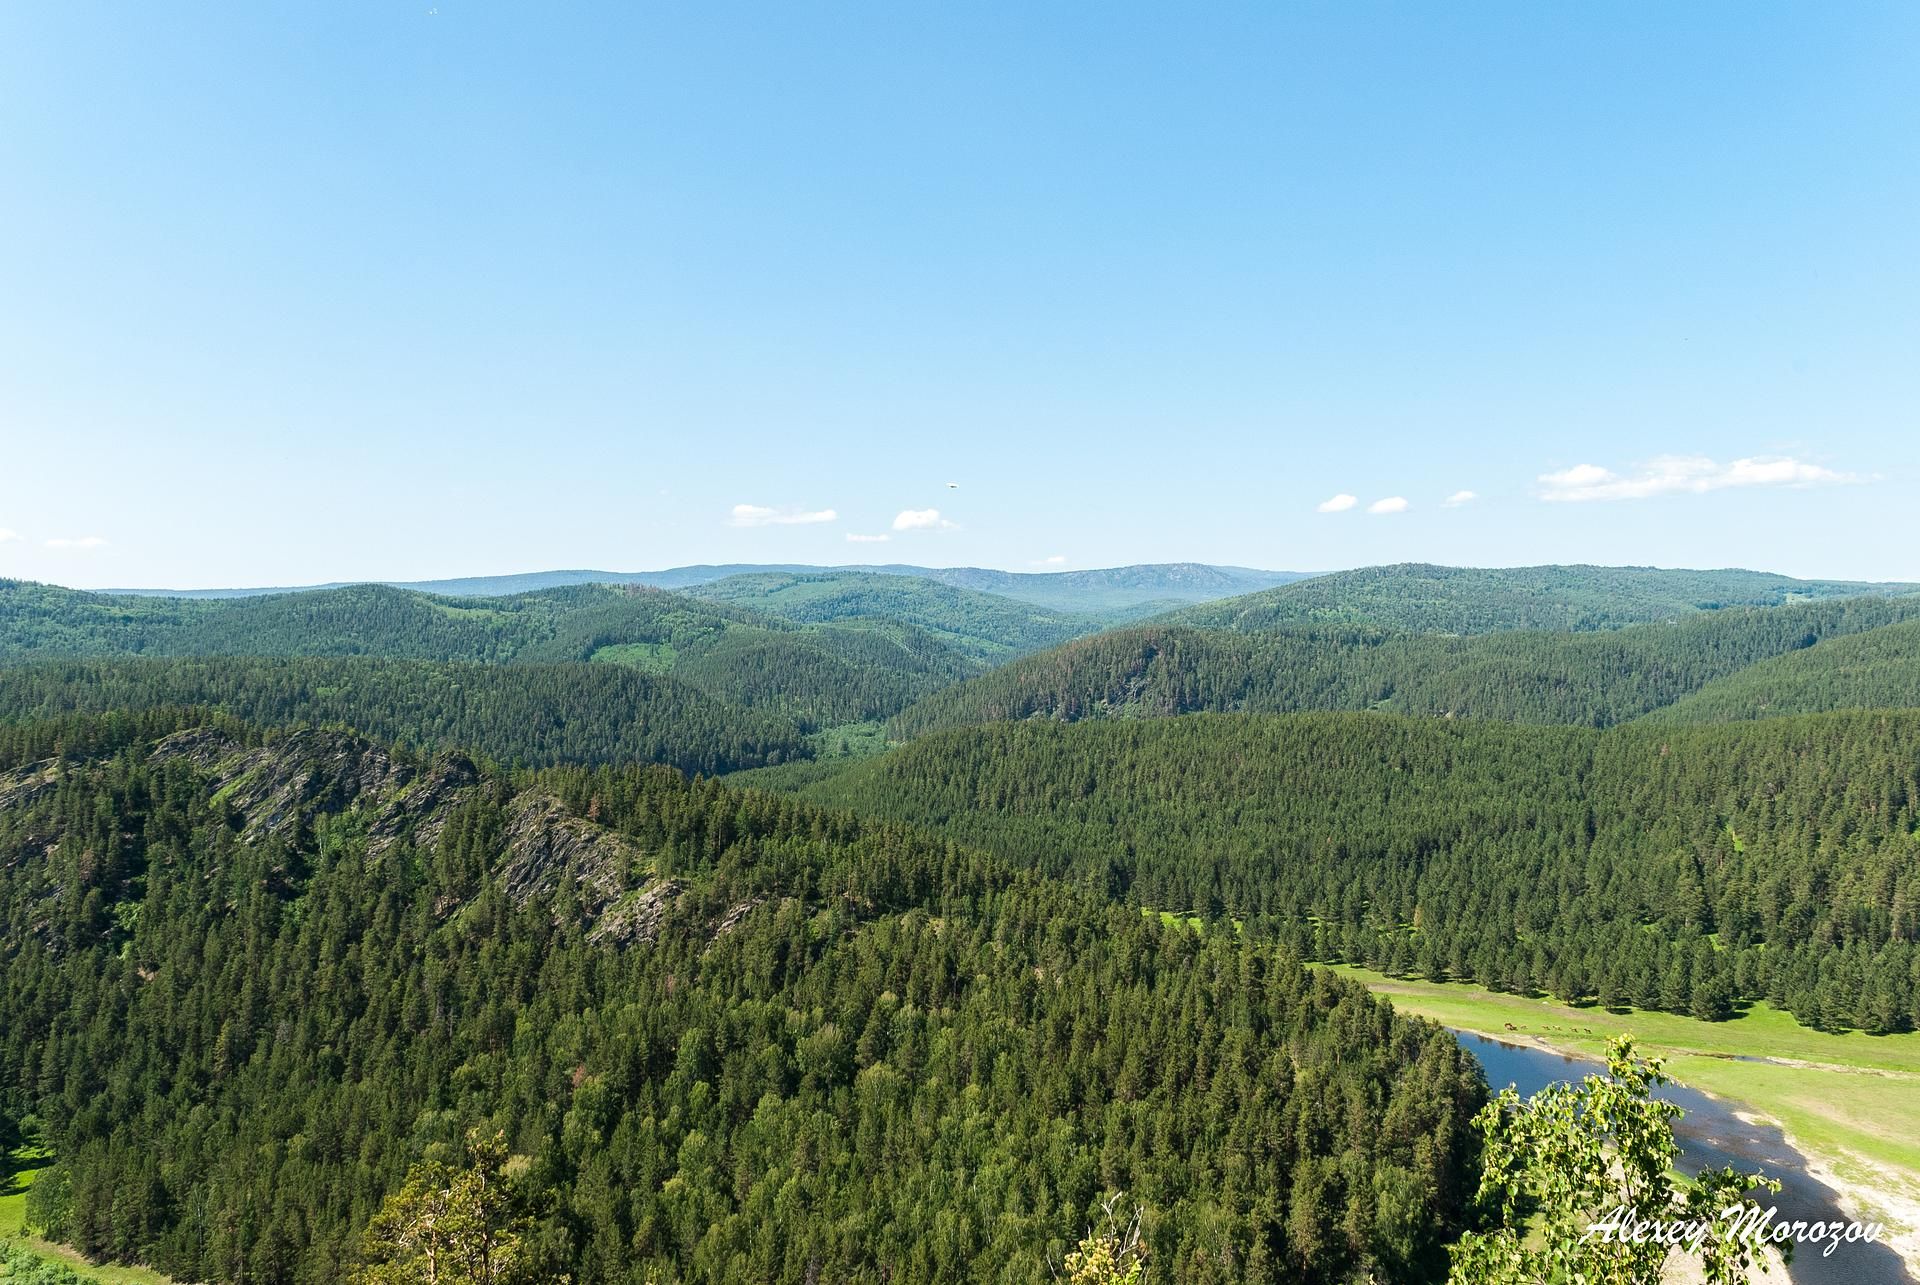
xmin=3 ymin=579 xmax=830 ymax=663
xmin=0 ymin=580 xmax=980 ymax=728
xmin=0 ymin=579 xmax=809 ymax=660
xmin=0 ymin=656 xmax=810 ymax=774
xmin=0 ymin=711 xmax=1483 ymax=1285
xmin=678 ymin=571 xmax=1103 ymax=660
xmin=904 ymin=563 xmax=1310 ymax=614
xmin=22 ymin=566 xmax=1920 ymax=778
xmin=96 ymin=562 xmax=1313 ymax=614
xmin=1161 ymin=563 xmax=1913 ymax=634
xmin=1646 ymin=614 xmax=1920 ymax=724
xmin=888 ymin=595 xmax=1920 ymax=736
xmin=791 ymin=710 xmax=1920 ymax=1035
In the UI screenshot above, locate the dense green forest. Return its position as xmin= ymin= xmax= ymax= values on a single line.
xmin=8 ymin=561 xmax=1920 ymax=1280
xmin=19 ymin=570 xmax=1916 ymax=743
xmin=1 ymin=574 xmax=1105 ymax=675
xmin=889 ymin=595 xmax=1920 ymax=736
xmin=1646 ymin=615 xmax=1920 ymax=724
xmin=0 ymin=580 xmax=722 ymax=662
xmin=793 ymin=711 xmax=1920 ymax=1034
xmin=0 ymin=713 xmax=1483 ymax=1284
xmin=0 ymin=581 xmax=984 ymax=728
xmin=0 ymin=658 xmax=808 ymax=775
xmin=1161 ymin=563 xmax=1912 ymax=634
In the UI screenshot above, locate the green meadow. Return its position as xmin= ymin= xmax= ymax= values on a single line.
xmin=1330 ymin=964 xmax=1920 ymax=1239
xmin=2 ymin=1147 xmax=176 ymax=1284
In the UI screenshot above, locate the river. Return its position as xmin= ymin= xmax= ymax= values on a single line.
xmin=1456 ymin=1031 xmax=1916 ymax=1285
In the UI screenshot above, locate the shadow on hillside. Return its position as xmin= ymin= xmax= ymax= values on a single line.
xmin=2 ymin=1145 xmax=54 ymax=1198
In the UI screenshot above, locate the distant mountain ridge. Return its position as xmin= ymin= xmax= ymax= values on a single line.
xmin=884 ymin=597 xmax=1920 ymax=737
xmin=96 ymin=561 xmax=1316 ymax=612
xmin=678 ymin=571 xmax=1102 ymax=660
xmin=1160 ymin=562 xmax=1916 ymax=634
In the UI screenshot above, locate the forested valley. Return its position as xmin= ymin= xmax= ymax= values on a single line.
xmin=4 ymin=562 xmax=1920 ymax=1284
xmin=0 ymin=712 xmax=1481 ymax=1284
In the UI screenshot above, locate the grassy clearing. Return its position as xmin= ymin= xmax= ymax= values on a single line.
xmin=807 ymin=721 xmax=891 ymax=762
xmin=0 ymin=1239 xmax=180 ymax=1284
xmin=1144 ymin=907 xmax=1244 ymax=936
xmin=1331 ymin=965 xmax=1920 ymax=1074
xmin=0 ymin=1146 xmax=49 ymax=1237
xmin=588 ymin=641 xmax=676 ymax=671
xmin=1 ymin=1149 xmax=177 ymax=1284
xmin=1327 ymin=964 xmax=1920 ymax=1205
xmin=723 ymin=724 xmax=897 ymax=793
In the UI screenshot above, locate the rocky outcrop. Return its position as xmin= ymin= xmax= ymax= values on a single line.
xmin=498 ymin=793 xmax=642 ymax=915
xmin=11 ymin=723 xmax=685 ymax=944
xmin=365 ymin=754 xmax=481 ymax=858
xmin=712 ymin=897 xmax=766 ymax=940
xmin=141 ymin=727 xmax=659 ymax=930
xmin=587 ymin=879 xmax=685 ymax=946
xmin=0 ymin=761 xmax=62 ymax=869
xmin=150 ymin=727 xmax=418 ymax=839
xmin=0 ymin=761 xmax=60 ymax=815
xmin=142 ymin=726 xmax=483 ymax=856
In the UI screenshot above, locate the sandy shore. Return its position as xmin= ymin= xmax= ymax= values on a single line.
xmin=1449 ymin=1019 xmax=1920 ymax=1279
xmin=1727 ymin=1110 xmax=1920 ymax=1276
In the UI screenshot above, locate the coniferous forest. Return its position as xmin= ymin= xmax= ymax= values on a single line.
xmin=0 ymin=711 xmax=1481 ymax=1285
xmin=791 ymin=711 xmax=1920 ymax=1032
xmin=3 ymin=563 xmax=1919 ymax=1284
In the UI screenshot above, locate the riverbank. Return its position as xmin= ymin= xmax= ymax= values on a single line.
xmin=1328 ymin=964 xmax=1920 ymax=1274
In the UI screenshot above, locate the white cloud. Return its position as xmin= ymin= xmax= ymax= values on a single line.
xmin=728 ymin=503 xmax=837 ymax=527
xmin=892 ymin=508 xmax=958 ymax=531
xmin=0 ymin=528 xmax=20 ymax=543
xmin=845 ymin=532 xmax=890 ymax=543
xmin=1444 ymin=490 xmax=1478 ymax=507
xmin=44 ymin=535 xmax=108 ymax=550
xmin=1368 ymin=496 xmax=1410 ymax=514
xmin=1538 ymin=454 xmax=1852 ymax=503
xmin=1316 ymin=493 xmax=1358 ymax=513
xmin=1033 ymin=554 xmax=1067 ymax=566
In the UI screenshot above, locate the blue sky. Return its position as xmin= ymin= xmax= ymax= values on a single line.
xmin=3 ymin=3 xmax=1917 ymax=589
